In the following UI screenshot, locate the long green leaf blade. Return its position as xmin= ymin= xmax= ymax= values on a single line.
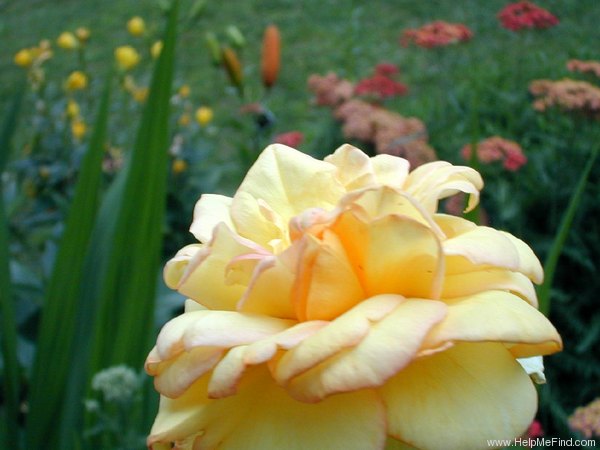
xmin=538 ymin=142 xmax=599 ymax=316
xmin=25 ymin=73 xmax=113 ymax=450
xmin=0 ymin=82 xmax=25 ymax=450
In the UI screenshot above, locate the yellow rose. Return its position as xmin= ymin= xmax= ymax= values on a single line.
xmin=127 ymin=16 xmax=146 ymax=37
xmin=57 ymin=31 xmax=78 ymax=50
xmin=146 ymin=144 xmax=562 ymax=450
xmin=195 ymin=106 xmax=213 ymax=125
xmin=114 ymin=46 xmax=140 ymax=71
xmin=65 ymin=70 xmax=88 ymax=91
xmin=14 ymin=49 xmax=33 ymax=68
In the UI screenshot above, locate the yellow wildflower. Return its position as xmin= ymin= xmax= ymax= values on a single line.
xmin=133 ymin=87 xmax=149 ymax=103
xmin=66 ymin=100 xmax=80 ymax=119
xmin=57 ymin=31 xmax=78 ymax=50
xmin=195 ymin=106 xmax=213 ymax=125
xmin=127 ymin=16 xmax=146 ymax=37
xmin=14 ymin=49 xmax=33 ymax=68
xmin=71 ymin=119 xmax=87 ymax=140
xmin=178 ymin=113 xmax=191 ymax=127
xmin=151 ymin=40 xmax=163 ymax=59
xmin=65 ymin=71 xmax=88 ymax=91
xmin=178 ymin=84 xmax=191 ymax=98
xmin=76 ymin=27 xmax=91 ymax=43
xmin=114 ymin=46 xmax=140 ymax=71
xmin=172 ymin=159 xmax=188 ymax=174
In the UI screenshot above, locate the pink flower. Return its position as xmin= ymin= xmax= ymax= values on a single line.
xmin=462 ymin=136 xmax=527 ymax=171
xmin=498 ymin=2 xmax=559 ymax=31
xmin=401 ymin=21 xmax=473 ymax=48
xmin=272 ymin=131 xmax=304 ymax=148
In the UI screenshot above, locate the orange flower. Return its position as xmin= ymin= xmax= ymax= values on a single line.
xmin=261 ymin=25 xmax=281 ymax=89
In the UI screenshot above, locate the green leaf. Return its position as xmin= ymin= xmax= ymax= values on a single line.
xmin=24 ymin=74 xmax=113 ymax=450
xmin=537 ymin=141 xmax=599 ymax=316
xmin=0 ymin=81 xmax=25 ymax=450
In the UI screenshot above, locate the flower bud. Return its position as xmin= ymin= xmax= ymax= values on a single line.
xmin=261 ymin=25 xmax=281 ymax=89
xmin=127 ymin=16 xmax=146 ymax=37
xmin=114 ymin=45 xmax=141 ymax=70
xmin=57 ymin=31 xmax=78 ymax=50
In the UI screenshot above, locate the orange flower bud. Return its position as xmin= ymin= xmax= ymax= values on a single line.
xmin=261 ymin=25 xmax=281 ymax=89
xmin=221 ymin=46 xmax=243 ymax=92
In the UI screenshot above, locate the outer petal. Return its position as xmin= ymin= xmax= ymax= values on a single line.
xmin=190 ymin=194 xmax=234 ymax=243
xmin=173 ymin=224 xmax=261 ymax=310
xmin=442 ymin=269 xmax=538 ymax=307
xmin=444 ymin=226 xmax=543 ymax=283
xmin=279 ymin=298 xmax=447 ymax=402
xmin=380 ymin=342 xmax=537 ymax=450
xmin=147 ymin=310 xmax=296 ymax=397
xmin=149 ymin=367 xmax=387 ymax=450
xmin=404 ymin=161 xmax=483 ymax=214
xmin=274 ymin=295 xmax=402 ymax=388
xmin=422 ymin=291 xmax=562 ymax=357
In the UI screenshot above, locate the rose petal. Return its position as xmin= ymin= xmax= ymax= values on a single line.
xmin=274 ymin=295 xmax=403 ymax=387
xmin=280 ymin=298 xmax=447 ymax=402
xmin=380 ymin=342 xmax=537 ymax=450
xmin=404 ymin=161 xmax=483 ymax=214
xmin=332 ymin=211 xmax=444 ymax=299
xmin=442 ymin=269 xmax=538 ymax=307
xmin=149 ymin=367 xmax=387 ymax=450
xmin=444 ymin=226 xmax=543 ymax=283
xmin=293 ymin=231 xmax=365 ymax=321
xmin=190 ymin=194 xmax=234 ymax=243
xmin=422 ymin=291 xmax=562 ymax=357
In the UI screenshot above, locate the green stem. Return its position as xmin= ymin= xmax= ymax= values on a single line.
xmin=537 ymin=142 xmax=599 ymax=316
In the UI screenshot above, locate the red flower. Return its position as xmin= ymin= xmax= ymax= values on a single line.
xmin=498 ymin=2 xmax=559 ymax=31
xmin=354 ymin=63 xmax=407 ymax=102
xmin=272 ymin=131 xmax=304 ymax=148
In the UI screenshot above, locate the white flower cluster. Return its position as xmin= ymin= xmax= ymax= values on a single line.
xmin=91 ymin=365 xmax=140 ymax=403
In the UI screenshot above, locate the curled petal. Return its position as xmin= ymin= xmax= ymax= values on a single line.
xmin=207 ymin=321 xmax=328 ymax=398
xmin=173 ymin=224 xmax=264 ymax=310
xmin=404 ymin=161 xmax=483 ymax=214
xmin=444 ymin=226 xmax=543 ymax=283
xmin=190 ymin=194 xmax=234 ymax=243
xmin=153 ymin=310 xmax=295 ymax=361
xmin=164 ymin=244 xmax=203 ymax=290
xmin=422 ymin=291 xmax=562 ymax=357
xmin=442 ymin=269 xmax=538 ymax=307
xmin=279 ymin=298 xmax=447 ymax=402
xmin=325 ymin=143 xmax=410 ymax=191
xmin=380 ymin=343 xmax=537 ymax=450
xmin=274 ymin=295 xmax=403 ymax=388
